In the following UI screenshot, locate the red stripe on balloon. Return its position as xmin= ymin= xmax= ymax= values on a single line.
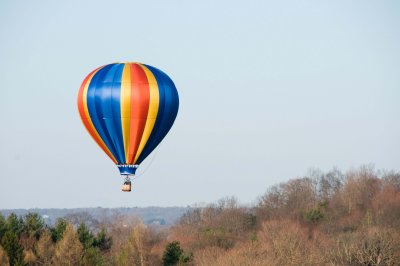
xmin=127 ymin=63 xmax=150 ymax=164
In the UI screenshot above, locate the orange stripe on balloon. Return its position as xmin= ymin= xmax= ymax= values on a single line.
xmin=127 ymin=63 xmax=150 ymax=164
xmin=77 ymin=66 xmax=118 ymax=164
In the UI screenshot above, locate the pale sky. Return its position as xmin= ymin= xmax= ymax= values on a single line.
xmin=0 ymin=0 xmax=399 ymax=209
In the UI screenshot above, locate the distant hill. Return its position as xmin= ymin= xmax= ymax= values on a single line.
xmin=0 ymin=207 xmax=189 ymax=227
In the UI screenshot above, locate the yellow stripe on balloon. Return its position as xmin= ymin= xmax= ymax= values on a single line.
xmin=82 ymin=67 xmax=118 ymax=163
xmin=120 ymin=63 xmax=132 ymax=162
xmin=133 ymin=64 xmax=160 ymax=163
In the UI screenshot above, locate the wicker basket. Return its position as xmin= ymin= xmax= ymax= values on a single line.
xmin=122 ymin=181 xmax=132 ymax=192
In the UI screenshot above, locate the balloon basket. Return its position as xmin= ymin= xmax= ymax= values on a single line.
xmin=122 ymin=176 xmax=132 ymax=192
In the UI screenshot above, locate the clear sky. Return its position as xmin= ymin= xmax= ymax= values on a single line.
xmin=0 ymin=0 xmax=399 ymax=209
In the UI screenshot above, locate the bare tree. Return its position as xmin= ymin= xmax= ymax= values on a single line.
xmin=53 ymin=224 xmax=83 ymax=266
xmin=35 ymin=230 xmax=55 ymax=266
xmin=331 ymin=228 xmax=400 ymax=265
xmin=0 ymin=244 xmax=9 ymax=266
xmin=115 ymin=223 xmax=157 ymax=266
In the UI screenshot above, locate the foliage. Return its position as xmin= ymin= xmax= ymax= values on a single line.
xmin=77 ymin=222 xmax=112 ymax=255
xmin=93 ymin=228 xmax=112 ymax=252
xmin=77 ymin=222 xmax=94 ymax=249
xmin=0 ymin=214 xmax=7 ymax=239
xmin=1 ymin=231 xmax=23 ymax=266
xmin=51 ymin=218 xmax=68 ymax=242
xmin=0 ymin=213 xmax=113 ymax=266
xmin=162 ymin=241 xmax=192 ymax=266
xmin=82 ymin=247 xmax=105 ymax=266
xmin=0 ymin=166 xmax=399 ymax=265
xmin=6 ymin=214 xmax=24 ymax=238
xmin=23 ymin=212 xmax=44 ymax=239
xmin=306 ymin=206 xmax=324 ymax=224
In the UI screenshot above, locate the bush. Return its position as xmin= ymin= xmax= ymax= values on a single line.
xmin=162 ymin=241 xmax=192 ymax=266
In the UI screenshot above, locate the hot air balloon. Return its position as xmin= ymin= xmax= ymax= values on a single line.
xmin=77 ymin=63 xmax=179 ymax=192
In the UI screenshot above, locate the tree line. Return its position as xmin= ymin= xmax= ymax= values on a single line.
xmin=1 ymin=165 xmax=400 ymax=265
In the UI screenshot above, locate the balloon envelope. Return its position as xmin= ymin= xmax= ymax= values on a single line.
xmin=77 ymin=63 xmax=179 ymax=175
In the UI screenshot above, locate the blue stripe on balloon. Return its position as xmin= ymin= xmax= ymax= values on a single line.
xmin=87 ymin=64 xmax=126 ymax=164
xmin=110 ymin=64 xmax=125 ymax=163
xmin=136 ymin=65 xmax=179 ymax=164
xmin=87 ymin=64 xmax=120 ymax=162
xmin=94 ymin=63 xmax=125 ymax=163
